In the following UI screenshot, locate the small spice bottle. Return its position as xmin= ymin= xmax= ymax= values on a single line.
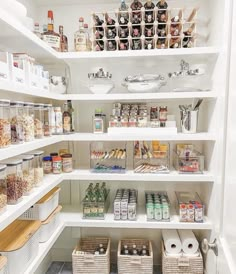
xmin=52 ymin=156 xmax=62 ymax=174
xmin=43 ymin=156 xmax=52 ymax=174
xmin=61 ymin=154 xmax=73 ymax=173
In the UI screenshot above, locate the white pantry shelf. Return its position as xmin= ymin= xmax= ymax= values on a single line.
xmin=61 ymin=206 xmax=213 ymax=230
xmin=24 ymin=223 xmax=65 ymax=274
xmin=0 ymin=174 xmax=62 ymax=231
xmin=64 ymin=169 xmax=214 ymax=182
xmin=0 ymin=8 xmax=60 ymax=62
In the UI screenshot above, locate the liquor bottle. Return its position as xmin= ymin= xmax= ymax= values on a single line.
xmin=119 ymin=0 xmax=129 ymax=23
xmin=93 ymin=14 xmax=104 ymax=32
xmin=95 ymin=41 xmax=105 ymax=51
xmin=131 ymin=0 xmax=143 ymax=24
xmin=74 ymin=17 xmax=87 ymax=52
xmin=107 ymin=40 xmax=117 ymax=51
xmin=157 ymin=0 xmax=168 ymax=22
xmin=67 ymin=100 xmax=75 ymax=132
xmin=59 ymin=25 xmax=68 ymax=52
xmin=63 ymin=102 xmax=72 ymax=133
xmin=42 ymin=10 xmax=61 ymax=51
xmin=144 ymin=0 xmax=155 ymax=23
xmin=34 ymin=23 xmax=41 ymax=39
xmin=84 ymin=23 xmax=92 ymax=51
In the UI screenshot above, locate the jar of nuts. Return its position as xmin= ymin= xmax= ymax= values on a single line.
xmin=2 ymin=159 xmax=24 ymax=204
xmin=10 ymin=101 xmax=24 ymax=145
xmin=0 ymin=164 xmax=7 ymax=212
xmin=0 ymin=99 xmax=11 ymax=148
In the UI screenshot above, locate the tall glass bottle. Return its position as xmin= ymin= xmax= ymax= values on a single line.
xmin=63 ymin=102 xmax=72 ymax=133
xmin=84 ymin=23 xmax=91 ymax=51
xmin=67 ymin=100 xmax=75 ymax=132
xmin=42 ymin=10 xmax=60 ymax=51
xmin=59 ymin=25 xmax=68 ymax=52
xmin=74 ymin=17 xmax=87 ymax=52
xmin=119 ymin=0 xmax=129 ymax=23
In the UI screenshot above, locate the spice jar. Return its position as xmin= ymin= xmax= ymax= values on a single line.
xmin=62 ymin=154 xmax=73 ymax=173
xmin=3 ymin=159 xmax=23 ymax=204
xmin=10 ymin=101 xmax=24 ymax=145
xmin=52 ymin=156 xmax=62 ymax=174
xmin=43 ymin=156 xmax=52 ymax=174
xmin=23 ymin=102 xmax=35 ymax=142
xmin=32 ymin=151 xmax=44 ymax=186
xmin=0 ymin=165 xmax=7 ymax=212
xmin=54 ymin=107 xmax=63 ymax=134
xmin=21 ymin=154 xmax=34 ymax=195
xmin=0 ymin=99 xmax=11 ymax=148
xmin=34 ymin=104 xmax=44 ymax=139
xmin=43 ymin=104 xmax=52 ymax=137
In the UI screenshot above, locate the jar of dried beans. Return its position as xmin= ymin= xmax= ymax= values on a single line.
xmin=10 ymin=101 xmax=24 ymax=145
xmin=21 ymin=154 xmax=34 ymax=195
xmin=34 ymin=104 xmax=44 ymax=139
xmin=32 ymin=150 xmax=44 ymax=186
xmin=3 ymin=159 xmax=24 ymax=204
xmin=0 ymin=164 xmax=7 ymax=212
xmin=0 ymin=99 xmax=11 ymax=148
xmin=23 ymin=102 xmax=35 ymax=142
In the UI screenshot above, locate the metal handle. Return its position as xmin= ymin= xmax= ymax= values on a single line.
xmin=201 ymin=238 xmax=218 ymax=256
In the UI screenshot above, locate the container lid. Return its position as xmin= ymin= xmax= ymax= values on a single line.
xmin=61 ymin=153 xmax=72 ymax=158
xmin=23 ymin=102 xmax=34 ymax=107
xmin=32 ymin=150 xmax=44 ymax=156
xmin=44 ymin=104 xmax=52 ymax=108
xmin=1 ymin=159 xmax=23 ymax=166
xmin=0 ymin=164 xmax=7 ymax=172
xmin=50 ymin=152 xmax=58 ymax=157
xmin=0 ymin=256 xmax=7 ymax=270
xmin=34 ymin=103 xmax=44 ymax=108
xmin=0 ymin=220 xmax=41 ymax=252
xmin=0 ymin=99 xmax=10 ymax=106
xmin=43 ymin=156 xmax=52 ymax=161
xmin=52 ymin=156 xmax=62 ymax=161
xmin=21 ymin=154 xmax=34 ymax=161
xmin=42 ymin=205 xmax=62 ymax=225
xmin=36 ymin=187 xmax=61 ymax=204
xmin=10 ymin=101 xmax=24 ymax=106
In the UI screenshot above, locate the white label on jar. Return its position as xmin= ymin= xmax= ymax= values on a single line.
xmin=75 ymin=35 xmax=87 ymax=51
xmin=43 ymin=35 xmax=60 ymax=49
xmin=52 ymin=161 xmax=62 ymax=173
xmin=62 ymin=158 xmax=72 ymax=172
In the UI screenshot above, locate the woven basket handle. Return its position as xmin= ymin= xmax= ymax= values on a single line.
xmin=84 ymin=254 xmax=95 ymax=263
xmin=131 ymin=256 xmax=142 ymax=265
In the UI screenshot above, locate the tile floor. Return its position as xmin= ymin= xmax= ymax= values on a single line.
xmin=46 ymin=262 xmax=161 ymax=274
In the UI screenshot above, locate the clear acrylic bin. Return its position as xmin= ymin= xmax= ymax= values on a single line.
xmin=134 ymin=141 xmax=170 ymax=173
xmin=0 ymin=52 xmax=10 ymax=82
xmin=174 ymin=149 xmax=204 ymax=174
xmin=90 ymin=142 xmax=127 ymax=173
xmin=175 ymin=191 xmax=204 ymax=223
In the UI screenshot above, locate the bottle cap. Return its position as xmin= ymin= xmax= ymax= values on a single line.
xmin=53 ymin=156 xmax=62 ymax=161
xmin=43 ymin=156 xmax=52 ymax=161
xmin=79 ymin=17 xmax=84 ymax=22
xmin=48 ymin=10 xmax=54 ymax=19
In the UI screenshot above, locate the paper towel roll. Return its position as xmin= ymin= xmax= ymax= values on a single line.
xmin=178 ymin=230 xmax=199 ymax=254
xmin=162 ymin=230 xmax=182 ymax=254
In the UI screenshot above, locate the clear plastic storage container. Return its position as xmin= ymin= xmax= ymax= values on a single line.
xmin=0 ymin=165 xmax=7 ymax=213
xmin=23 ymin=102 xmax=35 ymax=142
xmin=34 ymin=104 xmax=44 ymax=139
xmin=0 ymin=99 xmax=11 ymax=148
xmin=43 ymin=104 xmax=52 ymax=137
xmin=3 ymin=159 xmax=23 ymax=204
xmin=32 ymin=151 xmax=44 ymax=186
xmin=21 ymin=155 xmax=34 ymax=195
xmin=10 ymin=101 xmax=24 ymax=145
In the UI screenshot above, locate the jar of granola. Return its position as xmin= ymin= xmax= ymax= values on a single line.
xmin=0 ymin=100 xmax=11 ymax=148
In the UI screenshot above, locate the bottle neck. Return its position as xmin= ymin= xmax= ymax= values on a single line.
xmin=48 ymin=17 xmax=54 ymax=32
xmin=79 ymin=21 xmax=84 ymax=31
xmin=59 ymin=27 xmax=64 ymax=35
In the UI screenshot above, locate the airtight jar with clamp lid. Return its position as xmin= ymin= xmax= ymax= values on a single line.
xmin=62 ymin=154 xmax=73 ymax=173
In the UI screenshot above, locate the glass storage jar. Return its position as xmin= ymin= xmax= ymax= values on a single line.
xmin=34 ymin=103 xmax=44 ymax=139
xmin=23 ymin=102 xmax=35 ymax=142
xmin=32 ymin=151 xmax=44 ymax=186
xmin=4 ymin=159 xmax=23 ymax=204
xmin=0 ymin=99 xmax=11 ymax=148
xmin=10 ymin=101 xmax=24 ymax=145
xmin=0 ymin=164 xmax=7 ymax=213
xmin=43 ymin=104 xmax=52 ymax=137
xmin=62 ymin=153 xmax=73 ymax=173
xmin=21 ymin=154 xmax=34 ymax=195
xmin=52 ymin=156 xmax=62 ymax=174
xmin=43 ymin=156 xmax=52 ymax=174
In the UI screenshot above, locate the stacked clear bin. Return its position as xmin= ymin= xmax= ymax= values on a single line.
xmin=91 ymin=6 xmax=197 ymax=51
xmin=90 ymin=142 xmax=127 ymax=173
xmin=134 ymin=141 xmax=170 ymax=173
